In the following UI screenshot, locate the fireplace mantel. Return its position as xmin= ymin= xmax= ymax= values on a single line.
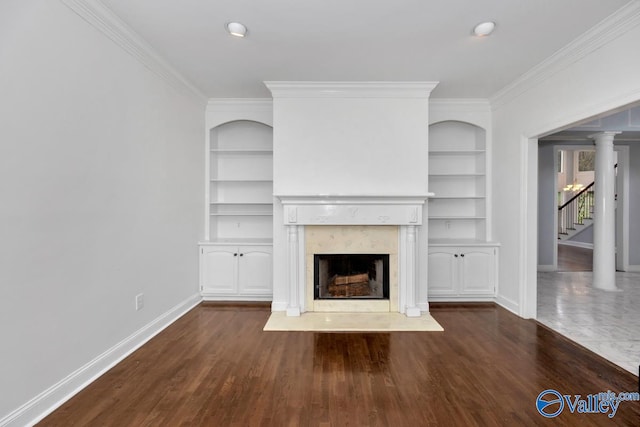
xmin=277 ymin=194 xmax=432 ymax=317
xmin=276 ymin=194 xmax=433 ymax=226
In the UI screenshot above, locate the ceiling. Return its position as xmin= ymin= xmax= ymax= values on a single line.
xmin=101 ymin=0 xmax=631 ymax=99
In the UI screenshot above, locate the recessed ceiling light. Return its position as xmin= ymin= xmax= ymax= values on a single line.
xmin=473 ymin=21 xmax=496 ymax=37
xmin=226 ymin=22 xmax=247 ymax=38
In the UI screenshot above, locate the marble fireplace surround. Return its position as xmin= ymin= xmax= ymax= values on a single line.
xmin=277 ymin=195 xmax=431 ymax=317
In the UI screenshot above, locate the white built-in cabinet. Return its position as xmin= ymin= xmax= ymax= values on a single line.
xmin=200 ymin=244 xmax=272 ymax=299
xmin=199 ymin=106 xmax=274 ymax=301
xmin=427 ymin=245 xmax=497 ymax=298
xmin=427 ymin=118 xmax=499 ymax=301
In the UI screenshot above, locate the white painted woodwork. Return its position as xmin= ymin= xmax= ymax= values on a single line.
xmin=278 ymin=196 xmax=429 ymax=316
xmin=237 ymin=247 xmax=274 ymax=295
xmin=459 ymin=249 xmax=496 ymax=295
xmin=286 ymin=225 xmax=301 ymax=316
xmin=207 ymin=119 xmax=274 ymax=242
xmin=427 ymin=245 xmax=498 ymax=300
xmin=426 ymin=250 xmax=458 ymax=295
xmin=278 ymin=195 xmax=430 ymax=226
xmin=428 ymin=120 xmax=488 ymax=242
xmin=201 ymin=101 xmax=274 ymax=300
xmin=200 ymin=244 xmax=273 ymax=299
xmin=592 ymin=132 xmax=620 ymax=291
xmin=200 ymin=246 xmax=238 ymax=294
xmin=404 ymin=225 xmax=421 ymax=317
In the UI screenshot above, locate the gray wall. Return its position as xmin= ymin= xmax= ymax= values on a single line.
xmin=568 ymin=225 xmax=594 ymax=244
xmin=0 ymin=1 xmax=204 ymax=422
xmin=538 ymin=145 xmax=556 ymax=266
xmin=629 ymin=144 xmax=640 ymax=265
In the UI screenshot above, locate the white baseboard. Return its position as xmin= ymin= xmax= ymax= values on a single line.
xmin=558 ymin=240 xmax=593 ymax=250
xmin=494 ymin=294 xmax=520 ymax=316
xmin=427 ymin=296 xmax=495 ymax=302
xmin=625 ymin=265 xmax=640 ymax=272
xmin=537 ymin=265 xmax=556 ymax=272
xmin=200 ymin=293 xmax=272 ymax=302
xmin=0 ymin=293 xmax=202 ymax=427
xmin=417 ymin=302 xmax=430 ymax=312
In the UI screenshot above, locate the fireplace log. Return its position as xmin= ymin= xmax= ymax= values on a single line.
xmin=330 ymin=273 xmax=369 ymax=285
xmin=327 ymin=280 xmax=371 ymax=297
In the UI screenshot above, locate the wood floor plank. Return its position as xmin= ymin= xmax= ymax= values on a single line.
xmin=39 ymin=303 xmax=639 ymax=426
xmin=557 ymin=244 xmax=593 ymax=271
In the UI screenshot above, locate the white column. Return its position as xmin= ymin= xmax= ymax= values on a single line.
xmin=286 ymin=225 xmax=301 ymax=316
xmin=591 ymin=132 xmax=620 ymax=291
xmin=404 ymin=225 xmax=421 ymax=317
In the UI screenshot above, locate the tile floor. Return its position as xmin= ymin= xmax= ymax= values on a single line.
xmin=537 ymin=271 xmax=640 ymax=375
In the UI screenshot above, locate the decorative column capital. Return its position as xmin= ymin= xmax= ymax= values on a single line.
xmin=589 ymin=131 xmax=621 ymax=145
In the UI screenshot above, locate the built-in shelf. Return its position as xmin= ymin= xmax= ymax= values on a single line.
xmin=210 ymin=202 xmax=272 ymax=205
xmin=428 ymin=120 xmax=488 ymax=242
xmin=207 ymin=120 xmax=274 ymax=242
xmin=200 ymin=238 xmax=273 ymax=245
xmin=210 ymin=213 xmax=273 ymax=216
xmin=429 ymin=216 xmax=486 ymax=220
xmin=211 ymin=179 xmax=273 ymax=182
xmin=429 ymin=173 xmax=485 ymax=177
xmin=429 ymin=239 xmax=499 ymax=246
xmin=430 ymin=196 xmax=485 ymax=199
xmin=429 ymin=150 xmax=485 ymax=155
xmin=211 ymin=149 xmax=273 ymax=154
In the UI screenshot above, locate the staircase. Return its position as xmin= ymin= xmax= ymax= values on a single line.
xmin=557 ymin=164 xmax=616 ymax=241
xmin=558 ymin=183 xmax=594 ymax=241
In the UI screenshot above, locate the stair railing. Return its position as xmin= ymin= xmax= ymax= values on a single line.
xmin=558 ymin=183 xmax=594 ymax=238
xmin=557 ymin=164 xmax=617 ymax=239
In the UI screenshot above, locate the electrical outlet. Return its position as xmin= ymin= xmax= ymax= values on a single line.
xmin=135 ymin=293 xmax=144 ymax=311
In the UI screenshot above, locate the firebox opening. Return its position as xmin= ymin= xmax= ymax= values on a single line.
xmin=314 ymin=254 xmax=390 ymax=300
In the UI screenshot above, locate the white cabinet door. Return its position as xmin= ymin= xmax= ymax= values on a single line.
xmin=428 ymin=245 xmax=498 ymax=298
xmin=237 ymin=246 xmax=272 ymax=296
xmin=459 ymin=248 xmax=495 ymax=295
xmin=200 ymin=246 xmax=237 ymax=294
xmin=427 ymin=248 xmax=458 ymax=295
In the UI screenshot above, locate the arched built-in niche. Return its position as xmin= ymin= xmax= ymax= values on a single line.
xmin=428 ymin=120 xmax=488 ymax=242
xmin=207 ymin=120 xmax=273 ymax=242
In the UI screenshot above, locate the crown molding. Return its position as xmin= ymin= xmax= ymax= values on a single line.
xmin=490 ymin=1 xmax=640 ymax=110
xmin=265 ymin=81 xmax=439 ymax=98
xmin=60 ymin=0 xmax=207 ymax=106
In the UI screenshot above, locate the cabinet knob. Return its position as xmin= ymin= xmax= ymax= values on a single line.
xmin=460 ymin=254 xmax=465 ymax=257
xmin=234 ymin=253 xmax=238 ymax=256
xmin=240 ymin=253 xmax=244 ymax=256
xmin=454 ymin=254 xmax=458 ymax=257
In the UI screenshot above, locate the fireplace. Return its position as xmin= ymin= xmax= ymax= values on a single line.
xmin=276 ymin=195 xmax=430 ymax=317
xmin=314 ymin=254 xmax=390 ymax=300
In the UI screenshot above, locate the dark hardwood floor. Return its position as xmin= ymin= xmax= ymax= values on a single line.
xmin=557 ymin=244 xmax=593 ymax=272
xmin=40 ymin=303 xmax=639 ymax=426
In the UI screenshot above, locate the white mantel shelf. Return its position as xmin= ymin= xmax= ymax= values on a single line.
xmin=276 ymin=194 xmax=434 ymax=204
xmin=277 ymin=194 xmax=434 ymax=226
